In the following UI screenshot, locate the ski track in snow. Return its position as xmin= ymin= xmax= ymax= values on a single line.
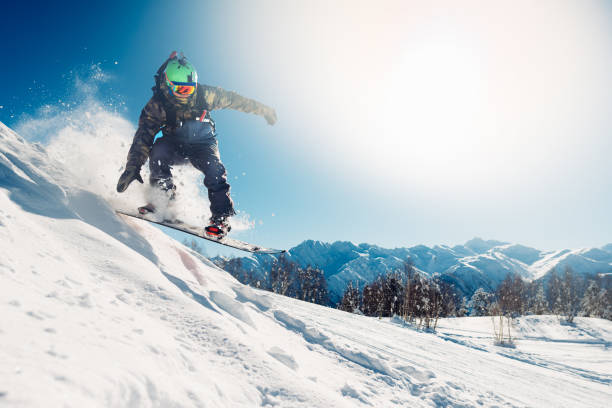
xmin=1 ymin=121 xmax=612 ymax=407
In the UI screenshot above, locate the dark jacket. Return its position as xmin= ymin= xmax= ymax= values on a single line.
xmin=126 ymin=84 xmax=273 ymax=168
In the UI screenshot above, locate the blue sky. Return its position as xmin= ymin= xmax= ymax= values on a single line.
xmin=2 ymin=0 xmax=611 ymax=254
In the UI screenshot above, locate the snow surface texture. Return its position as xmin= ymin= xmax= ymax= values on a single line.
xmin=235 ymin=238 xmax=612 ymax=303
xmin=1 ymin=121 xmax=612 ymax=407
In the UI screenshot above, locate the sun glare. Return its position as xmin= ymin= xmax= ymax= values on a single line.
xmin=236 ymin=0 xmax=612 ymax=206
xmin=380 ymin=41 xmax=487 ymax=182
xmin=325 ymin=35 xmax=497 ymax=194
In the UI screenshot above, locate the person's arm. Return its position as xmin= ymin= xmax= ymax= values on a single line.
xmin=117 ymin=98 xmax=165 ymax=193
xmin=200 ymin=85 xmax=277 ymax=125
xmin=126 ymin=97 xmax=165 ymax=168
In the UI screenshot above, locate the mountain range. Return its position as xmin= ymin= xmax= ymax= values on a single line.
xmin=227 ymin=238 xmax=612 ymax=303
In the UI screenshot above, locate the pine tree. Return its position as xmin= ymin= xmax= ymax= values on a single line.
xmin=531 ymin=284 xmax=548 ymax=315
xmin=224 ymin=257 xmax=245 ymax=282
xmin=602 ymin=289 xmax=612 ymax=321
xmin=414 ymin=277 xmax=430 ymax=325
xmin=456 ymin=297 xmax=469 ymax=317
xmin=592 ymin=274 xmax=612 ymax=320
xmin=298 ymin=266 xmax=329 ymax=305
xmin=433 ymin=279 xmax=460 ymax=317
xmin=581 ymin=280 xmax=604 ymax=318
xmin=469 ymin=288 xmax=493 ymax=316
xmin=382 ymin=273 xmax=404 ymax=317
xmin=361 ymin=277 xmax=383 ymax=316
xmin=338 ymin=281 xmax=361 ymax=313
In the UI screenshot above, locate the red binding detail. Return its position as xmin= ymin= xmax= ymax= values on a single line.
xmin=199 ymin=110 xmax=207 ymax=122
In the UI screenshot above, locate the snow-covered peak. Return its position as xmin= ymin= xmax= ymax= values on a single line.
xmin=578 ymin=248 xmax=612 ymax=263
xmin=464 ymin=237 xmax=509 ymax=254
xmin=495 ymin=244 xmax=542 ymax=265
xmin=602 ymin=243 xmax=612 ymax=254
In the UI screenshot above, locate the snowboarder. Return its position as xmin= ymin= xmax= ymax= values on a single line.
xmin=116 ymin=51 xmax=277 ymax=238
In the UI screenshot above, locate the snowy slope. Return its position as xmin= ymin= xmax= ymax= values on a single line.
xmin=1 ymin=121 xmax=612 ymax=407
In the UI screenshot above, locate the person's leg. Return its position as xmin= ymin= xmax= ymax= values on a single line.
xmin=186 ymin=137 xmax=235 ymax=220
xmin=148 ymin=136 xmax=185 ymax=193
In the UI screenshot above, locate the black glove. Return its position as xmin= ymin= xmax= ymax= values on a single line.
xmin=116 ymin=165 xmax=144 ymax=193
xmin=263 ymin=107 xmax=277 ymax=126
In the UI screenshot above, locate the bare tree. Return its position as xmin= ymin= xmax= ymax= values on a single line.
xmin=490 ymin=273 xmax=526 ymax=346
xmin=423 ymin=278 xmax=443 ymax=330
xmin=401 ymin=272 xmax=424 ymax=323
xmin=269 ymin=255 xmax=297 ymax=296
xmin=488 ymin=301 xmax=513 ymax=346
xmin=497 ymin=273 xmax=526 ymax=317
xmin=217 ymin=256 xmax=265 ymax=288
xmin=182 ymin=238 xmax=207 ymax=256
xmin=559 ymin=267 xmax=581 ymax=323
xmin=547 ymin=268 xmax=562 ymax=317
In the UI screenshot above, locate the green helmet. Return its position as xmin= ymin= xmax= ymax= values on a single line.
xmin=163 ymin=55 xmax=198 ymax=100
xmin=165 ymin=58 xmax=198 ymax=84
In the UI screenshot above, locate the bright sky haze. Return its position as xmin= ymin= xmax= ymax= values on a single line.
xmin=1 ymin=0 xmax=611 ymax=254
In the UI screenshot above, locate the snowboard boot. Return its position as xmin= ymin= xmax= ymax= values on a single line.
xmin=205 ymin=216 xmax=231 ymax=239
xmin=139 ymin=183 xmax=177 ymax=215
xmin=138 ymin=203 xmax=156 ymax=215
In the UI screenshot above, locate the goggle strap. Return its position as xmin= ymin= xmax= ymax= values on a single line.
xmin=170 ymin=81 xmax=197 ymax=86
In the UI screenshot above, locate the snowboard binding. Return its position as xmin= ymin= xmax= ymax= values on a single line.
xmin=205 ymin=216 xmax=231 ymax=239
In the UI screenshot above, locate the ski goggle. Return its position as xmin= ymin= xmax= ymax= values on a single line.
xmin=166 ymin=77 xmax=196 ymax=97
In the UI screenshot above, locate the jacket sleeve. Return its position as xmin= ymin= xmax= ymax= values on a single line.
xmin=125 ymin=98 xmax=165 ymax=168
xmin=200 ymin=85 xmax=271 ymax=117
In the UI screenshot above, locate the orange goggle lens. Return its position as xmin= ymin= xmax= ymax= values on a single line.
xmin=168 ymin=81 xmax=196 ymax=97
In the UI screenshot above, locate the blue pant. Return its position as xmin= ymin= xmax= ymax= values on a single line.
xmin=148 ymin=120 xmax=235 ymax=218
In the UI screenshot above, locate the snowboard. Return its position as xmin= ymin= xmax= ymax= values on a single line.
xmin=116 ymin=209 xmax=286 ymax=254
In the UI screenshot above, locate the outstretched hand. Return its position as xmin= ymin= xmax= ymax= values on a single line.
xmin=263 ymin=107 xmax=277 ymax=126
xmin=116 ymin=166 xmax=144 ymax=193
